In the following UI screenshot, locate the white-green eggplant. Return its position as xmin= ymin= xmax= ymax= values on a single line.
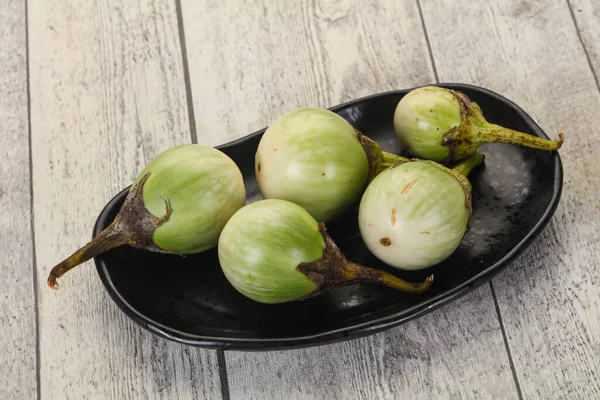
xmin=393 ymin=86 xmax=564 ymax=163
xmin=358 ymin=152 xmax=484 ymax=271
xmin=48 ymin=144 xmax=246 ymax=289
xmin=218 ymin=199 xmax=433 ymax=304
xmin=255 ymin=108 xmax=407 ymax=222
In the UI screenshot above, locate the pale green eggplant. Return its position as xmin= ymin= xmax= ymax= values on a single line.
xmin=358 ymin=152 xmax=484 ymax=271
xmin=393 ymin=86 xmax=564 ymax=163
xmin=48 ymin=144 xmax=246 ymax=289
xmin=255 ymin=108 xmax=407 ymax=223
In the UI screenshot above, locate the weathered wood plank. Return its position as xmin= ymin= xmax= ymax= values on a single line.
xmin=180 ymin=0 xmax=436 ymax=146
xmin=29 ymin=0 xmax=222 ymax=398
xmin=420 ymin=0 xmax=600 ymax=398
xmin=180 ymin=1 xmax=519 ymax=398
xmin=0 ymin=1 xmax=37 ymax=398
xmin=570 ymin=0 xmax=600 ymax=80
xmin=227 ymin=287 xmax=518 ymax=400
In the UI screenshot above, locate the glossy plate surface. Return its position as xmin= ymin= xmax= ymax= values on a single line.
xmin=94 ymin=83 xmax=563 ymax=350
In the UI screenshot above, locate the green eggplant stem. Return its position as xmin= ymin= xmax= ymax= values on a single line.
xmin=451 ymin=152 xmax=485 ymax=177
xmin=377 ymin=151 xmax=408 ymax=175
xmin=48 ymin=173 xmax=176 ymax=290
xmin=297 ymin=224 xmax=434 ymax=297
xmin=478 ymin=124 xmax=564 ymax=151
xmin=438 ymin=89 xmax=565 ymax=162
xmin=344 ymin=262 xmax=435 ymax=294
xmin=355 ymin=129 xmax=410 ymax=181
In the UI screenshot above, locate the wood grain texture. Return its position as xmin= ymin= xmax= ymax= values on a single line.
xmin=420 ymin=0 xmax=600 ymax=398
xmin=570 ymin=0 xmax=600 ymax=83
xmin=180 ymin=1 xmax=519 ymax=398
xmin=0 ymin=1 xmax=37 ymax=398
xmin=181 ymin=0 xmax=435 ymax=146
xmin=227 ymin=287 xmax=518 ymax=400
xmin=28 ymin=0 xmax=222 ymax=398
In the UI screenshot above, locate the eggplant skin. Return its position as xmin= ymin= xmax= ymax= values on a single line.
xmin=133 ymin=144 xmax=246 ymax=254
xmin=218 ymin=199 xmax=321 ymax=304
xmin=255 ymin=108 xmax=369 ymax=223
xmin=359 ymin=161 xmax=470 ymax=270
xmin=393 ymin=86 xmax=460 ymax=162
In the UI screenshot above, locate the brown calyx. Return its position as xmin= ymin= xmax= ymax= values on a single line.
xmin=112 ymin=173 xmax=177 ymax=253
xmin=47 ymin=173 xmax=180 ymax=289
xmin=295 ymin=224 xmax=374 ymax=298
xmin=355 ymin=128 xmax=385 ymax=182
xmin=296 ymin=224 xmax=434 ymax=297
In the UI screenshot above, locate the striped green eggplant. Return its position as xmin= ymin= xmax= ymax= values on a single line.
xmin=358 ymin=152 xmax=484 ymax=271
xmin=48 ymin=144 xmax=246 ymax=289
xmin=255 ymin=108 xmax=407 ymax=223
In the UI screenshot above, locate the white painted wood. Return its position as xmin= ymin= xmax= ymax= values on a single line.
xmin=420 ymin=0 xmax=600 ymax=398
xmin=181 ymin=0 xmax=436 ymax=146
xmin=227 ymin=287 xmax=518 ymax=400
xmin=570 ymin=0 xmax=600 ymax=77
xmin=29 ymin=0 xmax=222 ymax=398
xmin=180 ymin=1 xmax=519 ymax=398
xmin=0 ymin=1 xmax=37 ymax=399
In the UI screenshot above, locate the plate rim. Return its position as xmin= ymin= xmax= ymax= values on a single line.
xmin=94 ymin=83 xmax=564 ymax=351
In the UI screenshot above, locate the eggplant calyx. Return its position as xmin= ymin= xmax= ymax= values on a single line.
xmin=297 ymin=223 xmax=434 ymax=297
xmin=47 ymin=173 xmax=181 ymax=290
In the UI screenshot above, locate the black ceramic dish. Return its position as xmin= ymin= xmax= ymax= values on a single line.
xmin=94 ymin=83 xmax=562 ymax=350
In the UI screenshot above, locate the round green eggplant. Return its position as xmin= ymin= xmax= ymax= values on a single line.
xmin=393 ymin=86 xmax=564 ymax=163
xmin=48 ymin=144 xmax=246 ymax=289
xmin=255 ymin=108 xmax=405 ymax=222
xmin=359 ymin=153 xmax=483 ymax=270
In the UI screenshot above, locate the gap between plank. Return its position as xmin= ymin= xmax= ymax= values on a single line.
xmin=175 ymin=1 xmax=230 ymax=398
xmin=566 ymin=0 xmax=600 ymax=95
xmin=490 ymin=281 xmax=523 ymax=400
xmin=175 ymin=0 xmax=198 ymax=144
xmin=217 ymin=350 xmax=231 ymax=400
xmin=415 ymin=0 xmax=439 ymax=83
xmin=25 ymin=0 xmax=41 ymax=399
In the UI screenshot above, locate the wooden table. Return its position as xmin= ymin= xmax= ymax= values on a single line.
xmin=3 ymin=0 xmax=598 ymax=398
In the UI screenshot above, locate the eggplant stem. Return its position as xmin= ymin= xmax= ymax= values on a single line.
xmin=378 ymin=151 xmax=409 ymax=175
xmin=47 ymin=219 xmax=128 ymax=289
xmin=343 ymin=262 xmax=434 ymax=294
xmin=355 ymin=128 xmax=409 ymax=181
xmin=451 ymin=152 xmax=485 ymax=177
xmin=297 ymin=224 xmax=434 ymax=297
xmin=47 ymin=173 xmax=179 ymax=290
xmin=478 ymin=123 xmax=564 ymax=150
xmin=372 ymin=269 xmax=434 ymax=294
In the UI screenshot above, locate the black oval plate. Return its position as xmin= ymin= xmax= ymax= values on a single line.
xmin=94 ymin=83 xmax=562 ymax=350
